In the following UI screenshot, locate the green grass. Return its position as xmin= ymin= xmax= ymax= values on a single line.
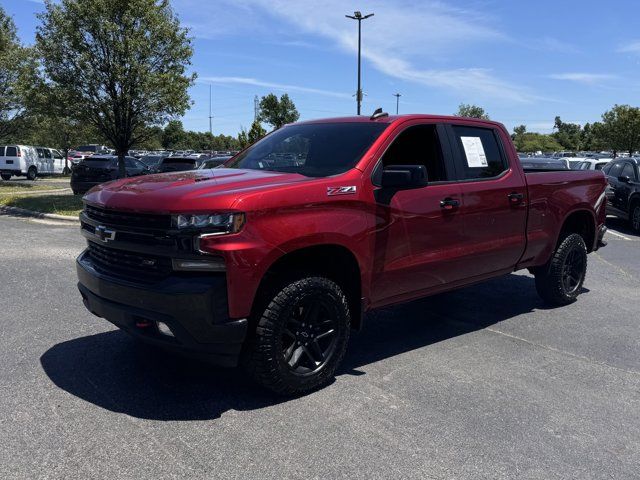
xmin=0 ymin=193 xmax=83 ymax=216
xmin=0 ymin=182 xmax=68 ymax=194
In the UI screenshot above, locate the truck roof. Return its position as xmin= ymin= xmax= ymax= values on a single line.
xmin=296 ymin=114 xmax=507 ymax=130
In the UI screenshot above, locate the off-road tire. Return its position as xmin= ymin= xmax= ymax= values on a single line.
xmin=534 ymin=233 xmax=587 ymax=306
xmin=244 ymin=276 xmax=350 ymax=396
xmin=630 ymin=201 xmax=640 ymax=233
xmin=0 ymin=173 xmax=11 ymax=181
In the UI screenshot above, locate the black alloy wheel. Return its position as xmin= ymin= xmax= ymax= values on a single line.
xmin=244 ymin=276 xmax=350 ymax=395
xmin=281 ymin=298 xmax=339 ymax=376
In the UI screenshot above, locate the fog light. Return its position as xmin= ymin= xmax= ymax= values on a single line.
xmin=172 ymin=258 xmax=225 ymax=271
xmin=157 ymin=321 xmax=174 ymax=337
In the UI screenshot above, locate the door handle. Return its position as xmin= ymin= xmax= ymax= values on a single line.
xmin=508 ymin=192 xmax=524 ymax=204
xmin=440 ymin=198 xmax=460 ymax=210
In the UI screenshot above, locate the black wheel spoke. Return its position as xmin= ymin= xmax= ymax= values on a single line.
xmin=288 ymin=346 xmax=304 ymax=368
xmin=284 ymin=341 xmax=297 ymax=362
xmin=315 ymin=328 xmax=335 ymax=341
xmin=309 ymin=341 xmax=325 ymax=362
xmin=283 ymin=328 xmax=296 ymax=339
xmin=302 ymin=345 xmax=321 ymax=365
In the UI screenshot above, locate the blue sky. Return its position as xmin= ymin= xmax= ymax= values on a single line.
xmin=5 ymin=0 xmax=640 ymax=136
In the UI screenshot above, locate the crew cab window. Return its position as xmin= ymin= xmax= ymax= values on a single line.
xmin=451 ymin=126 xmax=507 ymax=180
xmin=380 ymin=124 xmax=449 ymax=182
xmin=621 ymin=163 xmax=636 ymax=180
xmin=44 ymin=149 xmax=52 ymax=159
xmin=607 ymin=162 xmax=624 ymax=178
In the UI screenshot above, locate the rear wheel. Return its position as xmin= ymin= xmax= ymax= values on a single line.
xmin=26 ymin=167 xmax=37 ymax=181
xmin=630 ymin=202 xmax=640 ymax=233
xmin=0 ymin=173 xmax=10 ymax=181
xmin=534 ymin=233 xmax=587 ymax=306
xmin=244 ymin=276 xmax=350 ymax=395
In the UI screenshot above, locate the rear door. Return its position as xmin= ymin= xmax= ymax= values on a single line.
xmin=445 ymin=123 xmax=528 ymax=278
xmin=604 ymin=161 xmax=625 ymax=212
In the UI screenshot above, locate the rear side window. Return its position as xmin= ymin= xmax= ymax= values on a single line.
xmin=0 ymin=147 xmax=4 ymax=156
xmin=607 ymin=162 xmax=624 ymax=178
xmin=6 ymin=146 xmax=17 ymax=156
xmin=621 ymin=163 xmax=636 ymax=180
xmin=451 ymin=126 xmax=507 ymax=180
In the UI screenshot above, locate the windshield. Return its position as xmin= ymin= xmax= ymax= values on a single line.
xmin=224 ymin=122 xmax=388 ymax=177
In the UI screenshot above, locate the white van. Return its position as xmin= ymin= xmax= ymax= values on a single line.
xmin=0 ymin=145 xmax=39 ymax=180
xmin=35 ymin=146 xmax=67 ymax=174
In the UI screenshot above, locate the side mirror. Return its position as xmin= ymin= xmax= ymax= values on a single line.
xmin=618 ymin=175 xmax=631 ymax=183
xmin=380 ymin=165 xmax=428 ymax=189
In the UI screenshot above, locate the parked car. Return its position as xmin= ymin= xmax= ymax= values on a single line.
xmin=138 ymin=154 xmax=167 ymax=171
xmin=76 ymin=114 xmax=607 ymax=395
xmin=68 ymin=151 xmax=91 ymax=165
xmin=155 ymin=156 xmax=202 ymax=173
xmin=603 ymin=158 xmax=640 ymax=232
xmin=0 ymin=145 xmax=39 ymax=180
xmin=70 ymin=155 xmax=149 ymax=194
xmin=576 ymin=159 xmax=610 ymax=171
xmin=35 ymin=147 xmax=67 ymax=175
xmin=198 ymin=156 xmax=231 ymax=169
xmin=519 ymin=157 xmax=569 ymax=170
xmin=74 ymin=144 xmax=111 ymax=156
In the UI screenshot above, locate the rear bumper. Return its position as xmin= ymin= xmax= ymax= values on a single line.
xmin=76 ymin=250 xmax=247 ymax=366
xmin=70 ymin=180 xmax=102 ymax=193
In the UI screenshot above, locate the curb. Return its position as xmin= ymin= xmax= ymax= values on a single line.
xmin=13 ymin=188 xmax=73 ymax=196
xmin=0 ymin=205 xmax=80 ymax=224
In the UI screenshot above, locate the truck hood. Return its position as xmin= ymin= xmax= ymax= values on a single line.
xmin=83 ymin=168 xmax=312 ymax=213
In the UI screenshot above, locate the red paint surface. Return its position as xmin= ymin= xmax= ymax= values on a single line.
xmin=84 ymin=115 xmax=607 ymax=318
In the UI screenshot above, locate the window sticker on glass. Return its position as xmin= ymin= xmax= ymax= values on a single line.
xmin=460 ymin=136 xmax=488 ymax=168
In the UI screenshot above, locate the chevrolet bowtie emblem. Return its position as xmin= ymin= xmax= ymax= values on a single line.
xmin=95 ymin=225 xmax=116 ymax=243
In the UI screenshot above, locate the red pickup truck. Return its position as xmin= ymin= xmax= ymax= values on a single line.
xmin=76 ymin=114 xmax=607 ymax=394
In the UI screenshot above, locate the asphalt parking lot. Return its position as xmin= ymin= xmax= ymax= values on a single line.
xmin=1 ymin=214 xmax=639 ymax=479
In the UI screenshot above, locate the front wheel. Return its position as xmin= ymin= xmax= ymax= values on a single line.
xmin=534 ymin=233 xmax=587 ymax=306
xmin=630 ymin=202 xmax=640 ymax=233
xmin=244 ymin=276 xmax=351 ymax=395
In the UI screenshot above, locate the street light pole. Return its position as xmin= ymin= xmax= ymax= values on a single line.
xmin=346 ymin=11 xmax=374 ymax=115
xmin=393 ymin=93 xmax=401 ymax=114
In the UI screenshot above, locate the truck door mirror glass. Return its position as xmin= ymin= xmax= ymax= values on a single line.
xmin=380 ymin=165 xmax=428 ymax=189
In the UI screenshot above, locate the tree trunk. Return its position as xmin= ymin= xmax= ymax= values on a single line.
xmin=117 ymin=151 xmax=126 ymax=178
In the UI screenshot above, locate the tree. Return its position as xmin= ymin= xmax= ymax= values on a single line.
xmin=248 ymin=120 xmax=267 ymax=144
xmin=258 ymin=93 xmax=300 ymax=129
xmin=36 ymin=0 xmax=195 ymax=177
xmin=0 ymin=7 xmax=36 ymax=142
xmin=552 ymin=116 xmax=582 ymax=151
xmin=599 ymin=105 xmax=640 ymax=157
xmin=455 ymin=103 xmax=489 ymax=119
xmin=162 ymin=120 xmax=187 ymax=149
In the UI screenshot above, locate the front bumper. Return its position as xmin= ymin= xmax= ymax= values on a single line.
xmin=76 ymin=250 xmax=247 ymax=366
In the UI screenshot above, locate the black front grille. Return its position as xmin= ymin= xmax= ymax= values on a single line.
xmin=85 ymin=205 xmax=171 ymax=230
xmin=87 ymin=241 xmax=172 ymax=281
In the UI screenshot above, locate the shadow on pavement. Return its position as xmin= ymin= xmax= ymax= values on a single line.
xmin=41 ymin=273 xmax=565 ymax=420
xmin=606 ymin=216 xmax=639 ymax=237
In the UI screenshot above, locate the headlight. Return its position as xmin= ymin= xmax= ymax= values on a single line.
xmin=172 ymin=212 xmax=245 ymax=234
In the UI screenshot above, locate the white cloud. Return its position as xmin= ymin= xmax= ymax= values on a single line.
xmin=618 ymin=41 xmax=640 ymax=54
xmin=178 ymin=0 xmax=537 ymax=103
xmin=535 ymin=37 xmax=581 ymax=54
xmin=199 ymin=76 xmax=351 ymax=99
xmin=548 ymin=73 xmax=616 ymax=85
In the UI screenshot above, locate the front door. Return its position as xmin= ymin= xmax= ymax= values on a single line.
xmin=370 ymin=122 xmax=465 ymax=305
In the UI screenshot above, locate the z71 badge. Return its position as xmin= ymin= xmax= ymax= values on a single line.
xmin=327 ymin=186 xmax=357 ymax=196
